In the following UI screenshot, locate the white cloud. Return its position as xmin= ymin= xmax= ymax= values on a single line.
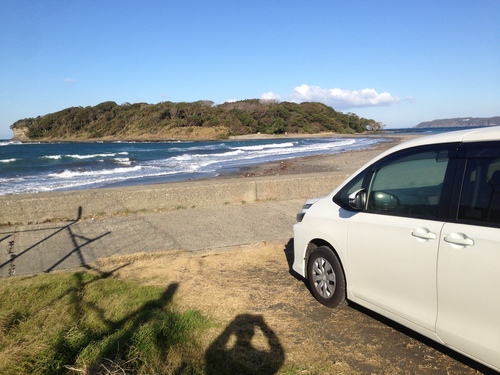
xmin=260 ymin=91 xmax=281 ymax=101
xmin=63 ymin=78 xmax=76 ymax=84
xmin=263 ymin=84 xmax=400 ymax=109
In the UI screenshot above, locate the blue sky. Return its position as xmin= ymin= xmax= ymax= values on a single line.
xmin=1 ymin=1 xmax=499 ymax=139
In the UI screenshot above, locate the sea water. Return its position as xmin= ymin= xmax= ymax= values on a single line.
xmin=0 ymin=136 xmax=391 ymax=195
xmin=2 ymin=126 xmax=490 ymax=196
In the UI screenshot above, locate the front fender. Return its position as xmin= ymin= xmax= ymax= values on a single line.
xmin=292 ymin=202 xmax=354 ymax=279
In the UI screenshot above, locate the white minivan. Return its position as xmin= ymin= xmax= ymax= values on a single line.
xmin=293 ymin=127 xmax=500 ymax=372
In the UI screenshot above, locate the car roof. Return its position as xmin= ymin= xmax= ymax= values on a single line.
xmin=386 ymin=126 xmax=500 ymax=154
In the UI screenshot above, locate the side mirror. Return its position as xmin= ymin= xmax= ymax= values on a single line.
xmin=348 ymin=189 xmax=366 ymax=210
xmin=371 ymin=191 xmax=400 ymax=210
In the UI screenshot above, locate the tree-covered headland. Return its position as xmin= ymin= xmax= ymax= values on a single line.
xmin=11 ymin=99 xmax=383 ymax=141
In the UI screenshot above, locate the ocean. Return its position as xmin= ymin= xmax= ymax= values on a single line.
xmin=0 ymin=136 xmax=390 ymax=195
xmin=0 ymin=127 xmax=478 ymax=196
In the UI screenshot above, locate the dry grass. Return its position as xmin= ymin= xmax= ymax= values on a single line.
xmin=93 ymin=241 xmax=488 ymax=375
xmin=0 ymin=241 xmax=490 ymax=374
xmin=0 ymin=271 xmax=208 ymax=374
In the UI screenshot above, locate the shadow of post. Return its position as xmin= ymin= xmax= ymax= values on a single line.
xmin=0 ymin=234 xmax=12 ymax=243
xmin=0 ymin=206 xmax=110 ymax=276
xmin=205 ymin=314 xmax=285 ymax=375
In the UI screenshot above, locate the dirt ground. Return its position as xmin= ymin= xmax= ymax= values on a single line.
xmin=94 ymin=241 xmax=495 ymax=375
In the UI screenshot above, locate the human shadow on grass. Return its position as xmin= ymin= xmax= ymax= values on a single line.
xmin=54 ymin=277 xmax=182 ymax=374
xmin=0 ymin=206 xmax=110 ymax=276
xmin=205 ymin=314 xmax=285 ymax=375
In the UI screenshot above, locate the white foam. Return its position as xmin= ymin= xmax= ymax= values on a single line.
xmin=0 ymin=141 xmax=22 ymax=146
xmin=231 ymin=142 xmax=295 ymax=151
xmin=170 ymin=143 xmax=227 ymax=152
xmin=113 ymin=157 xmax=133 ymax=165
xmin=172 ymin=149 xmax=244 ymax=162
xmin=48 ymin=166 xmax=142 ymax=178
xmin=66 ymin=152 xmax=128 ymax=159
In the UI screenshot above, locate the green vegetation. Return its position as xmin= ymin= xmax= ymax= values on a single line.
xmin=10 ymin=99 xmax=381 ymax=141
xmin=0 ymin=272 xmax=208 ymax=374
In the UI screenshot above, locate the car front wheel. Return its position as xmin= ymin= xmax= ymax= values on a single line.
xmin=307 ymin=246 xmax=346 ymax=308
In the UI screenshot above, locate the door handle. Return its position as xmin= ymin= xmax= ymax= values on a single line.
xmin=443 ymin=233 xmax=474 ymax=247
xmin=411 ymin=227 xmax=437 ymax=241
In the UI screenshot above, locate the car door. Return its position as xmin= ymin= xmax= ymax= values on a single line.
xmin=347 ymin=145 xmax=457 ymax=332
xmin=436 ymin=144 xmax=500 ymax=369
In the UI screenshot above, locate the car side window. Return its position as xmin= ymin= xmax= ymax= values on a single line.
xmin=458 ymin=157 xmax=500 ymax=226
xmin=366 ymin=148 xmax=453 ymax=219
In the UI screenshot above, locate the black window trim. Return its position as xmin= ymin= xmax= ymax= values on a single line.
xmin=449 ymin=141 xmax=500 ymax=228
xmin=333 ymin=140 xmax=500 ymax=228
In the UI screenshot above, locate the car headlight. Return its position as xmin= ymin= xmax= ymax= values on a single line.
xmin=296 ymin=203 xmax=314 ymax=222
xmin=296 ymin=211 xmax=306 ymax=222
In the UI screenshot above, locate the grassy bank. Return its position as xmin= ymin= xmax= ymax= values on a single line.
xmin=0 ymin=268 xmax=291 ymax=375
xmin=0 ymin=271 xmax=209 ymax=374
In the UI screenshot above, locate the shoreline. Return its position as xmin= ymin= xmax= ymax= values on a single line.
xmin=95 ymin=133 xmax=411 ymax=191
xmin=6 ymin=129 xmax=407 ymax=144
xmin=182 ymin=133 xmax=421 ymax=181
xmin=8 ymin=130 xmax=381 ymax=143
xmin=0 ymin=134 xmax=423 ymax=225
xmin=2 ymin=133 xmax=422 ymax=197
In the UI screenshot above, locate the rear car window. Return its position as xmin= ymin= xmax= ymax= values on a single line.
xmin=458 ymin=157 xmax=500 ymax=226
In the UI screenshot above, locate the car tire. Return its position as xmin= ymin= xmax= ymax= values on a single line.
xmin=307 ymin=246 xmax=346 ymax=308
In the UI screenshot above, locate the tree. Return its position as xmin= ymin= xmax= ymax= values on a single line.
xmin=10 ymin=99 xmax=382 ymax=140
xmin=366 ymin=122 xmax=385 ymax=132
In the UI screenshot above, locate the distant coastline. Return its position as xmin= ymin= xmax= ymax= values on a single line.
xmin=414 ymin=116 xmax=500 ymax=128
